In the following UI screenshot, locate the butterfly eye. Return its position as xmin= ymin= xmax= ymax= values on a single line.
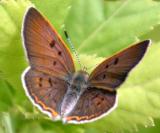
xmin=49 ymin=40 xmax=56 ymax=48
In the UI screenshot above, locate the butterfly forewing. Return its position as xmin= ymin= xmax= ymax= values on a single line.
xmin=23 ymin=7 xmax=75 ymax=78
xmin=22 ymin=7 xmax=75 ymax=119
xmin=89 ymin=40 xmax=151 ymax=91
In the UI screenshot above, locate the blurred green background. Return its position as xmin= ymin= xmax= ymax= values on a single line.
xmin=0 ymin=0 xmax=160 ymax=133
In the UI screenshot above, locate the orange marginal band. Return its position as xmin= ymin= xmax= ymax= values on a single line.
xmin=66 ymin=114 xmax=96 ymax=121
xmin=31 ymin=93 xmax=58 ymax=117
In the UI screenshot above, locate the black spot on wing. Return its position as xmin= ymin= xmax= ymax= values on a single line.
xmin=48 ymin=78 xmax=52 ymax=87
xmin=58 ymin=51 xmax=62 ymax=56
xmin=114 ymin=58 xmax=119 ymax=65
xmin=49 ymin=40 xmax=56 ymax=48
xmin=53 ymin=61 xmax=57 ymax=66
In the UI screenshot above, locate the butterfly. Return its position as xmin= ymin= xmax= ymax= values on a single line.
xmin=21 ymin=7 xmax=151 ymax=124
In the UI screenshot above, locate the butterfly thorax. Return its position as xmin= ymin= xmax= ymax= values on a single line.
xmin=60 ymin=70 xmax=89 ymax=117
xmin=70 ymin=70 xmax=89 ymax=92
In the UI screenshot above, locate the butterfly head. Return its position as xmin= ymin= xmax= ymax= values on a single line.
xmin=71 ymin=71 xmax=89 ymax=93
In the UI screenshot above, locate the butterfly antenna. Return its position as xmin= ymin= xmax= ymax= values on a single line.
xmin=64 ymin=30 xmax=82 ymax=69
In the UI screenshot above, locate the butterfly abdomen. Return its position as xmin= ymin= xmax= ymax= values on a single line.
xmin=60 ymin=88 xmax=79 ymax=116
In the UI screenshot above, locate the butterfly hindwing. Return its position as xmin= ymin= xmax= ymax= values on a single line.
xmin=89 ymin=40 xmax=151 ymax=91
xmin=23 ymin=68 xmax=68 ymax=119
xmin=64 ymin=88 xmax=117 ymax=123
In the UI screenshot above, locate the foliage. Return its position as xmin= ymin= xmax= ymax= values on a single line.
xmin=0 ymin=0 xmax=160 ymax=133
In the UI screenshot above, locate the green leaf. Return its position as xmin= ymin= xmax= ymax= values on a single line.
xmin=136 ymin=119 xmax=160 ymax=133
xmin=0 ymin=113 xmax=14 ymax=133
xmin=0 ymin=0 xmax=32 ymax=92
xmin=66 ymin=0 xmax=160 ymax=57
xmin=30 ymin=0 xmax=72 ymax=32
xmin=0 ymin=79 xmax=14 ymax=111
xmin=0 ymin=0 xmax=160 ymax=133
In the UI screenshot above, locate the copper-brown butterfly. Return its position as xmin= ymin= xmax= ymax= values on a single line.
xmin=21 ymin=7 xmax=151 ymax=124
